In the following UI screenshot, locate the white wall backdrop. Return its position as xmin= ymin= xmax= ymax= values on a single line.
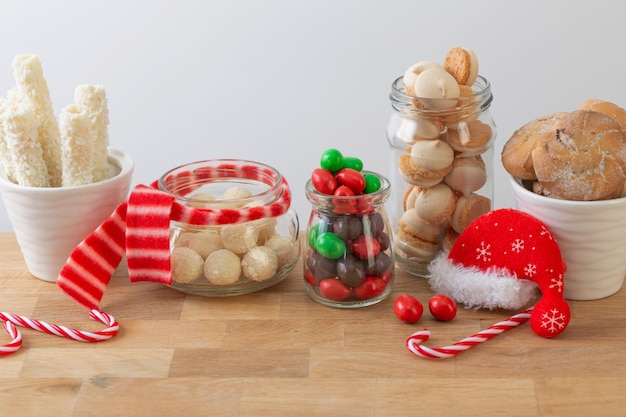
xmin=1 ymin=0 xmax=626 ymax=230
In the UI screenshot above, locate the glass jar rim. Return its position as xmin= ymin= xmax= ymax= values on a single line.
xmin=158 ymin=159 xmax=292 ymax=226
xmin=158 ymin=158 xmax=284 ymax=206
xmin=305 ymin=170 xmax=391 ymax=211
xmin=389 ymin=74 xmax=493 ymax=115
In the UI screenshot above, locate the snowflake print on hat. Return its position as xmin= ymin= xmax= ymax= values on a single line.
xmin=427 ymin=208 xmax=571 ymax=339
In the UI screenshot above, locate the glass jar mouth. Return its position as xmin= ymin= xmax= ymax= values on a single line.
xmin=158 ymin=159 xmax=284 ymax=208
xmin=305 ymin=171 xmax=391 ymax=213
xmin=389 ymin=74 xmax=493 ymax=115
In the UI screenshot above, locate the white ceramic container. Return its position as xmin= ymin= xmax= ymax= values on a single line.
xmin=511 ymin=177 xmax=626 ymax=300
xmin=0 ymin=149 xmax=133 ymax=282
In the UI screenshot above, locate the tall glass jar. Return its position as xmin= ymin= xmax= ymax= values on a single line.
xmin=387 ymin=75 xmax=496 ymax=277
xmin=304 ymin=172 xmax=394 ymax=308
xmin=158 ymin=159 xmax=300 ymax=296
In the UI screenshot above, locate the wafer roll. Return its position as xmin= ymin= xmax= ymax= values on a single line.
xmin=59 ymin=104 xmax=93 ymax=187
xmin=12 ymin=54 xmax=62 ymax=186
xmin=1 ymin=101 xmax=49 ymax=187
xmin=75 ymin=84 xmax=109 ymax=182
xmin=0 ymin=97 xmax=17 ymax=182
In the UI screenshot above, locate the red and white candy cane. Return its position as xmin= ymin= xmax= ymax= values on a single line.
xmin=0 ymin=321 xmax=22 ymax=356
xmin=0 ymin=309 xmax=118 ymax=356
xmin=406 ymin=308 xmax=532 ymax=359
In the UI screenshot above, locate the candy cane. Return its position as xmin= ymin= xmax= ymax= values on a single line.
xmin=0 ymin=321 xmax=22 ymax=356
xmin=0 ymin=309 xmax=118 ymax=356
xmin=406 ymin=308 xmax=532 ymax=359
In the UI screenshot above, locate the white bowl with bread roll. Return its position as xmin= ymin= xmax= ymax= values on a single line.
xmin=511 ymin=177 xmax=626 ymax=300
xmin=504 ymin=104 xmax=626 ymax=300
xmin=0 ymin=149 xmax=133 ymax=282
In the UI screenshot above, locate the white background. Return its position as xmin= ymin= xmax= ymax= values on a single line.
xmin=1 ymin=0 xmax=625 ymax=230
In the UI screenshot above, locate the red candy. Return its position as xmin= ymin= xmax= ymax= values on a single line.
xmin=305 ymin=268 xmax=320 ymax=286
xmin=333 ymin=185 xmax=355 ymax=197
xmin=335 ymin=168 xmax=366 ymax=194
xmin=428 ymin=294 xmax=457 ymax=321
xmin=319 ymin=278 xmax=351 ymax=301
xmin=393 ymin=294 xmax=423 ymax=324
xmin=332 ymin=185 xmax=357 ymax=214
xmin=349 ymin=235 xmax=380 ymax=259
xmin=353 ymin=276 xmax=386 ymax=300
xmin=311 ymin=168 xmax=337 ymax=195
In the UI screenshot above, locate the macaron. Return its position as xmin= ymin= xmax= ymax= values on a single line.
xmin=412 ymin=68 xmax=460 ymax=110
xmin=403 ymin=61 xmax=444 ymax=96
xmin=441 ymin=227 xmax=460 ymax=253
xmin=445 ymin=84 xmax=480 ymax=129
xmin=450 ymin=193 xmax=491 ymax=234
xmin=413 ymin=183 xmax=458 ymax=225
xmin=399 ymin=208 xmax=445 ymax=242
xmin=443 ymin=47 xmax=479 ymax=86
xmin=395 ymin=226 xmax=439 ymax=262
xmin=446 ymin=119 xmax=493 ymax=156
xmin=410 ymin=139 xmax=455 ymax=171
xmin=402 ymin=185 xmax=419 ymax=211
xmin=398 ymin=153 xmax=448 ymax=188
xmin=393 ymin=114 xmax=443 ymax=143
xmin=444 ymin=155 xmax=487 ymax=195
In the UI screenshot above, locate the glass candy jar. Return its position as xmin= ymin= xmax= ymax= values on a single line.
xmin=304 ymin=172 xmax=394 ymax=308
xmin=387 ymin=75 xmax=496 ymax=277
xmin=158 ymin=159 xmax=300 ymax=296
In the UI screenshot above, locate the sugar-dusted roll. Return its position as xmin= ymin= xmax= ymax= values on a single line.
xmin=59 ymin=104 xmax=93 ymax=187
xmin=0 ymin=97 xmax=16 ymax=182
xmin=579 ymin=99 xmax=626 ymax=130
xmin=12 ymin=54 xmax=62 ymax=186
xmin=531 ymin=110 xmax=626 ymax=201
xmin=74 ymin=85 xmax=110 ymax=182
xmin=501 ymin=112 xmax=567 ymax=180
xmin=1 ymin=100 xmax=49 ymax=187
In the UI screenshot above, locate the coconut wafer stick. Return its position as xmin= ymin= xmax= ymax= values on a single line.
xmin=0 ymin=97 xmax=17 ymax=182
xmin=12 ymin=54 xmax=62 ymax=187
xmin=1 ymin=101 xmax=49 ymax=187
xmin=75 ymin=84 xmax=109 ymax=182
xmin=59 ymin=104 xmax=93 ymax=186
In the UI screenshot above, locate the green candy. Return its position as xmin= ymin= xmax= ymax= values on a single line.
xmin=315 ymin=232 xmax=346 ymax=259
xmin=363 ymin=173 xmax=381 ymax=194
xmin=308 ymin=223 xmax=320 ymax=249
xmin=342 ymin=156 xmax=363 ymax=172
xmin=320 ymin=148 xmax=344 ymax=172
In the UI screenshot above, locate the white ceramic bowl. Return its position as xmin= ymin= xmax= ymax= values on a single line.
xmin=511 ymin=177 xmax=626 ymax=300
xmin=0 ymin=149 xmax=134 ymax=282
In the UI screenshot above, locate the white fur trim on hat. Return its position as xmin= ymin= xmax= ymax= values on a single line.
xmin=427 ymin=252 xmax=539 ymax=310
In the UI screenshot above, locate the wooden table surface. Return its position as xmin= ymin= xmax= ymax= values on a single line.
xmin=1 ymin=231 xmax=625 ymax=417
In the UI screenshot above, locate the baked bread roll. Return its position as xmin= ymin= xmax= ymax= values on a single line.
xmin=531 ymin=110 xmax=626 ymax=201
xmin=578 ymin=99 xmax=626 ymax=172
xmin=501 ymin=112 xmax=567 ymax=180
xmin=579 ymin=99 xmax=626 ymax=130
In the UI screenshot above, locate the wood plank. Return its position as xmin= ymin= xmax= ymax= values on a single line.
xmin=1 ymin=231 xmax=625 ymax=416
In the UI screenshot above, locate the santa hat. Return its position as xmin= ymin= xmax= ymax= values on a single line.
xmin=427 ymin=208 xmax=571 ymax=338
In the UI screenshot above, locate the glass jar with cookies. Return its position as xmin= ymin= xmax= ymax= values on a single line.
xmin=386 ymin=47 xmax=496 ymax=277
xmin=158 ymin=159 xmax=300 ymax=296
